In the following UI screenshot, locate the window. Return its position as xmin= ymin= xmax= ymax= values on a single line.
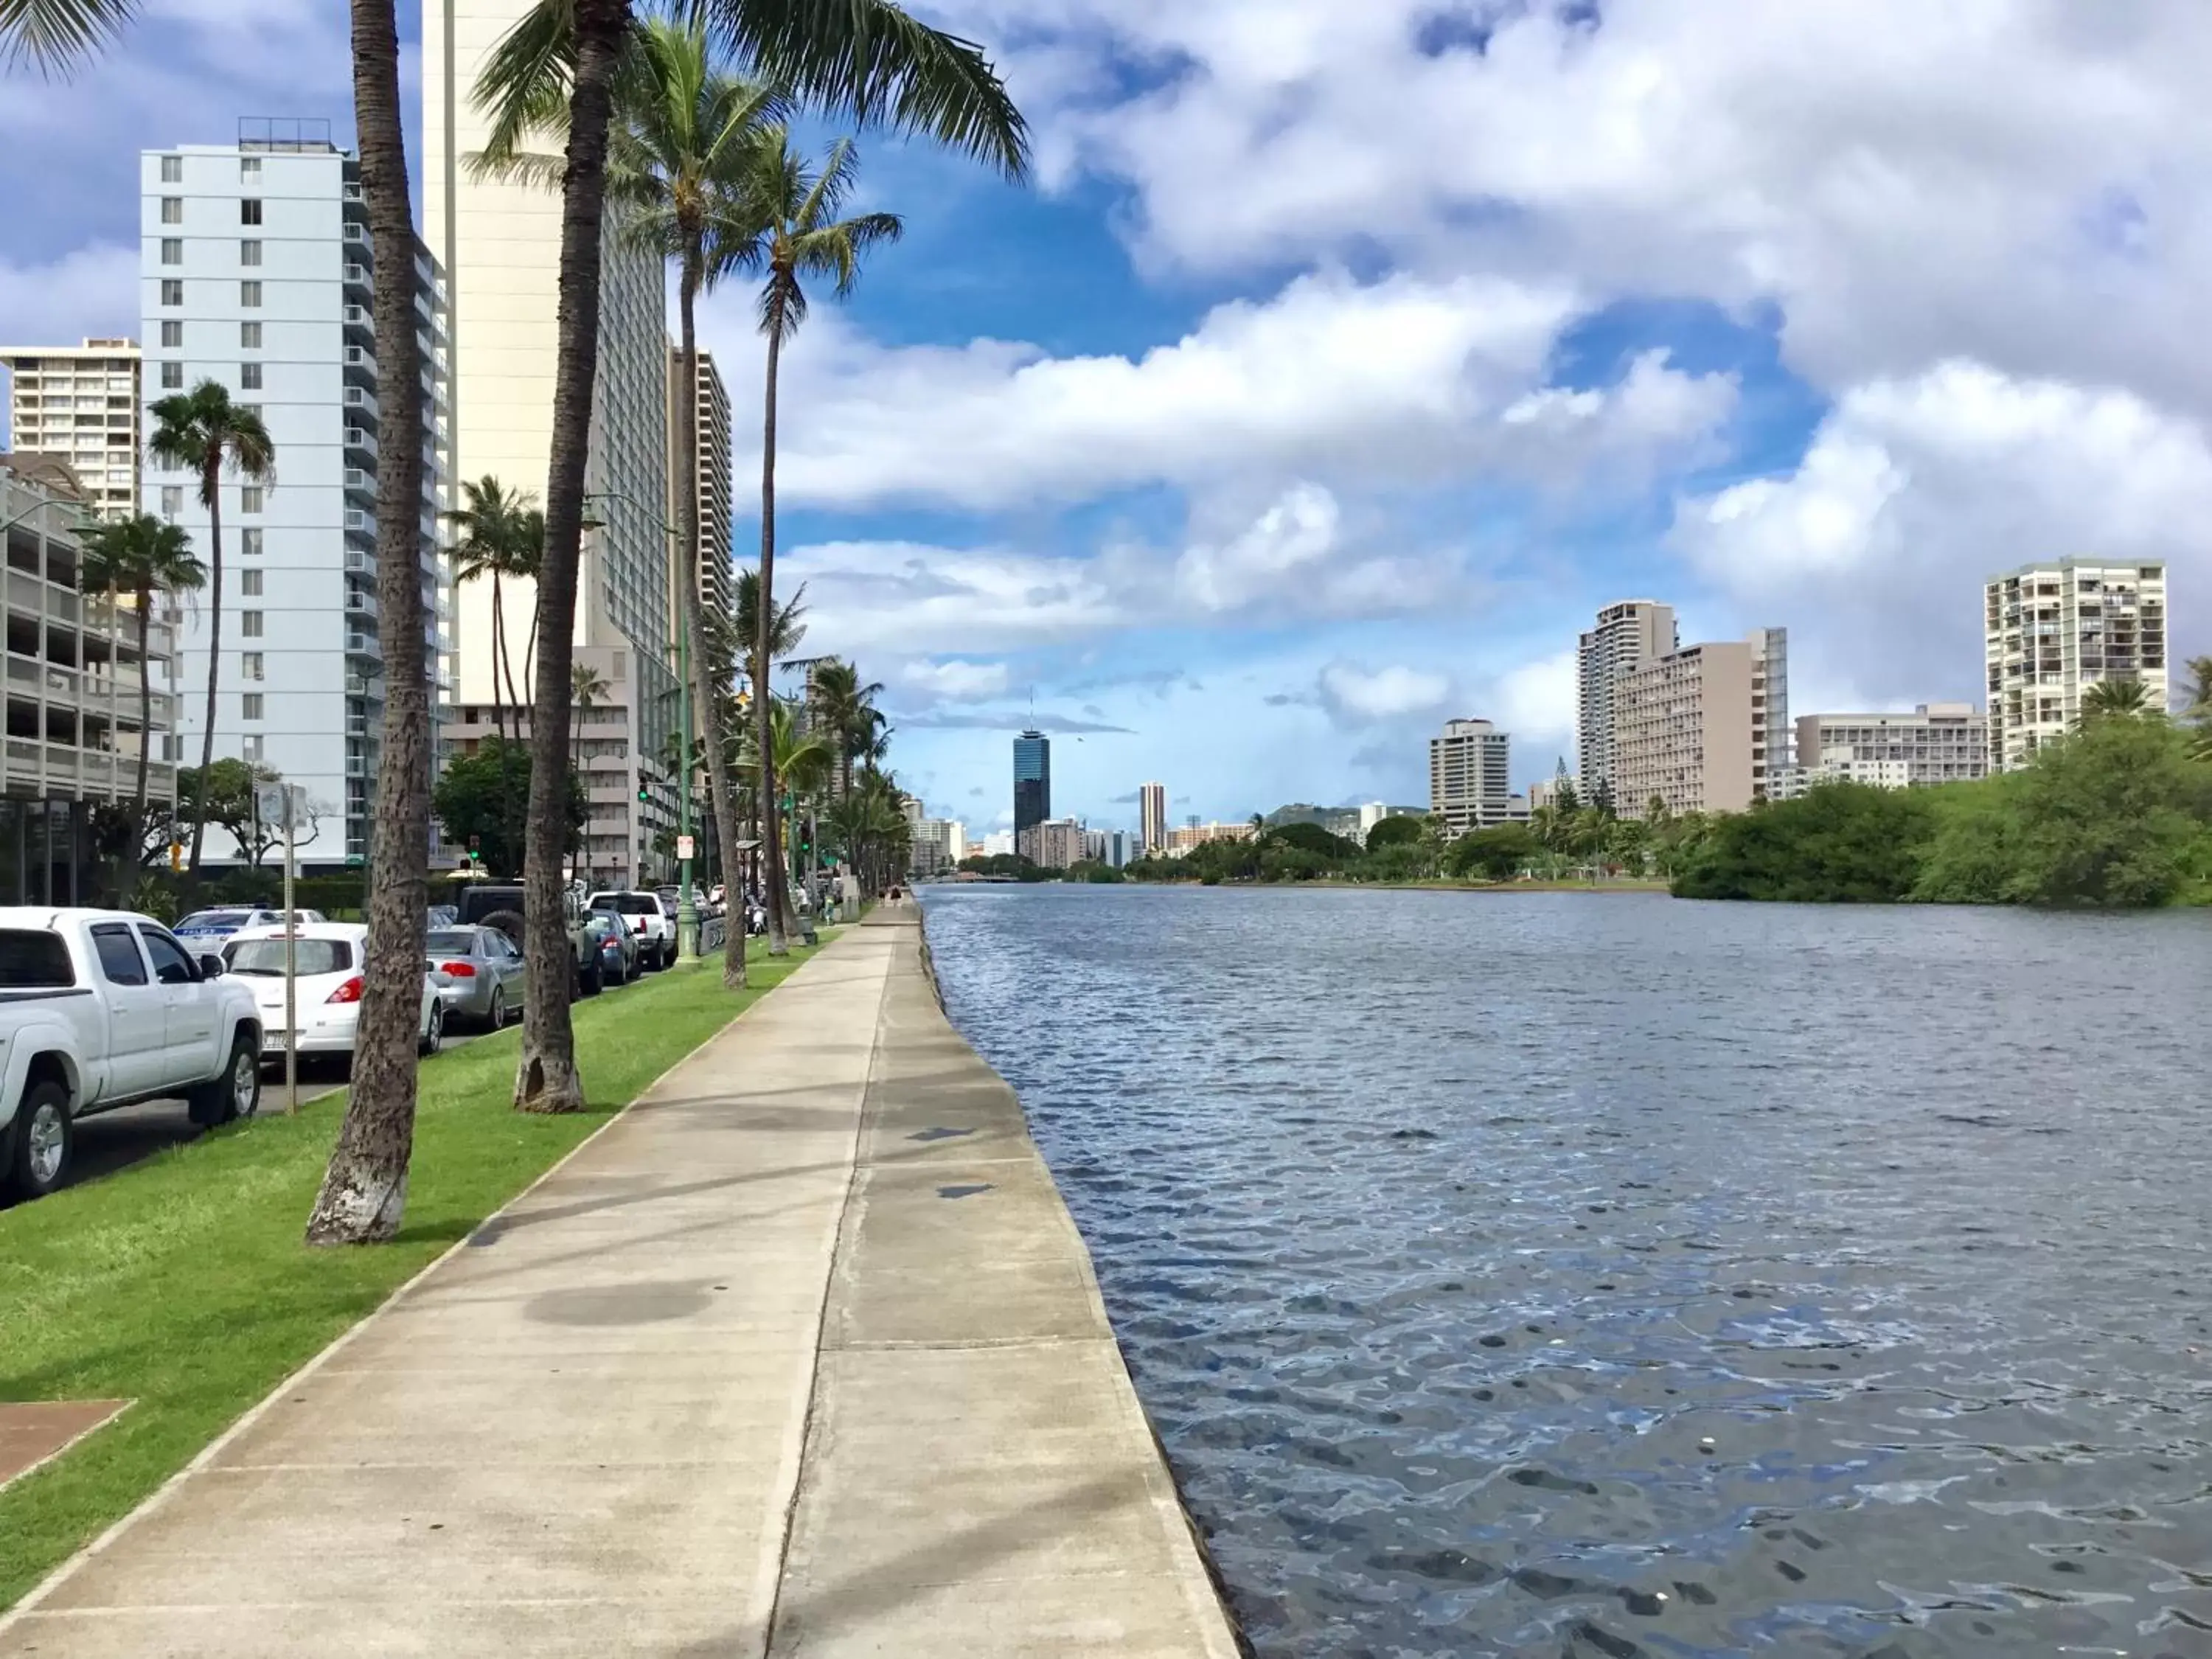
xmin=240 ymin=569 xmax=262 ymax=597
xmin=160 ymin=197 xmax=182 ymax=224
xmin=0 ymin=930 xmax=75 ymax=988
xmin=161 ymin=486 xmax=182 ymax=518
xmin=240 ymin=156 xmax=260 ymax=179
xmin=139 ymin=928 xmax=197 ymax=987
xmin=240 ymin=362 xmax=262 ymax=390
xmin=159 ymin=361 xmax=182 ymax=389
xmin=90 ymin=923 xmax=148 ymax=987
xmin=240 ymin=280 xmax=262 ymax=307
xmin=242 ymin=692 xmax=263 ymax=720
xmin=240 ymin=486 xmax=263 ymax=513
xmin=241 ymin=611 xmax=263 ymax=638
xmin=241 ymin=529 xmax=262 ymax=556
xmin=161 ymin=278 xmax=183 ymax=306
xmin=159 ymin=154 xmax=182 ymax=183
xmin=240 ymin=321 xmax=261 ymax=349
xmin=160 ymin=320 xmax=182 ymax=348
xmin=160 ymin=237 xmax=182 ymax=265
xmin=242 ymin=652 xmax=264 ymax=681
xmin=242 ymin=734 xmax=264 ymax=761
xmin=240 ymin=198 xmax=262 ymax=226
xmin=240 ymin=239 xmax=262 ymax=267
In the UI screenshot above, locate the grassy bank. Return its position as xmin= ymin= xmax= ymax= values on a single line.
xmin=0 ymin=935 xmax=832 ymax=1610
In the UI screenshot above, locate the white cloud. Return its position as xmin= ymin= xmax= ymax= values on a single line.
xmin=1672 ymin=359 xmax=2212 ymax=707
xmin=706 ymin=269 xmax=1734 ymax=511
xmin=895 ymin=658 xmax=1014 ymax=701
xmin=1317 ymin=661 xmax=1453 ymax=723
xmin=1489 ymin=648 xmax=1580 ymax=758
xmin=1176 ymin=482 xmax=1339 ymax=611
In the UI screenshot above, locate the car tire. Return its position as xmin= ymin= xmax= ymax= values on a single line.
xmin=487 ymin=985 xmax=506 ymax=1030
xmin=190 ymin=1033 xmax=262 ymax=1127
xmin=420 ymin=998 xmax=445 ymax=1057
xmin=584 ymin=953 xmax=604 ymax=996
xmin=4 ymin=1079 xmax=74 ymax=1200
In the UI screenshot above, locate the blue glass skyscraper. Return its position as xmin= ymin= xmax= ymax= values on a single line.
xmin=1014 ymin=729 xmax=1050 ymax=844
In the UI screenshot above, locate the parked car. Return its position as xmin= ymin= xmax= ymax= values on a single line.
xmin=424 ymin=925 xmax=529 ymax=1028
xmin=586 ymin=890 xmax=678 ymax=971
xmin=426 ymin=905 xmax=458 ymax=928
xmin=0 ymin=908 xmax=265 ymax=1201
xmin=222 ymin=923 xmax=453 ymax=1062
xmin=453 ymin=883 xmax=597 ymax=995
xmin=581 ymin=911 xmax=638 ymax=989
xmin=173 ymin=907 xmax=325 ymax=951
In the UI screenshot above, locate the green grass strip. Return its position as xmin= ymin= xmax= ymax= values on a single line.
xmin=0 ymin=934 xmax=831 ymax=1609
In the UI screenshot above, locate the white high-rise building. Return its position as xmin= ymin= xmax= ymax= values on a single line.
xmin=1138 ymin=780 xmax=1166 ymax=853
xmin=425 ymin=0 xmax=677 ymax=830
xmin=1984 ymin=560 xmax=2168 ymax=770
xmin=1429 ymin=717 xmax=1512 ymax=838
xmin=1577 ymin=599 xmax=1677 ymax=809
xmin=140 ymin=126 xmax=452 ymax=867
xmin=668 ymin=345 xmax=734 ymax=630
xmin=0 ymin=338 xmax=143 ymax=518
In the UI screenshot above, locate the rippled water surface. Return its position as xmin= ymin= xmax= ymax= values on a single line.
xmin=918 ymin=886 xmax=2212 ymax=1659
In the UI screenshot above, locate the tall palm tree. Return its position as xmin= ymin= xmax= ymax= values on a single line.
xmin=571 ymin=659 xmax=608 ymax=772
xmin=147 ymin=380 xmax=274 ymax=872
xmin=445 ymin=477 xmax=543 ymax=746
xmin=807 ymin=656 xmax=883 ymax=797
xmin=2079 ymin=676 xmax=2153 ymax=723
xmin=741 ymin=131 xmax=900 ymax=951
xmin=77 ymin=513 xmax=204 ymax=822
xmin=471 ymin=0 xmax=1021 ymax=1106
xmin=308 ymin=0 xmax=437 ymax=1245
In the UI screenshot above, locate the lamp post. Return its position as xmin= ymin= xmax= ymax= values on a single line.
xmin=583 ymin=490 xmax=698 ymax=960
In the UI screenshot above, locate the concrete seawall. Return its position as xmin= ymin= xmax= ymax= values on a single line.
xmin=0 ymin=905 xmax=1242 ymax=1658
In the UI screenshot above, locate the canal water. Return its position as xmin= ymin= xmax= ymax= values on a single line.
xmin=917 ymin=885 xmax=2212 ymax=1659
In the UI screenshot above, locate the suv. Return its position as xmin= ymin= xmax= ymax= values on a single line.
xmin=587 ymin=891 xmax=677 ymax=971
xmin=453 ymin=883 xmax=600 ymax=995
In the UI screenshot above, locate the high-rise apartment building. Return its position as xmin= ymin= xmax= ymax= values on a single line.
xmin=1014 ymin=729 xmax=1050 ymax=843
xmin=1984 ymin=559 xmax=2168 ymax=770
xmin=1429 ymin=717 xmax=1513 ymax=837
xmin=140 ymin=128 xmax=452 ymax=867
xmin=1018 ymin=816 xmax=1083 ymax=871
xmin=426 ymin=1 xmax=676 ymax=860
xmin=1615 ymin=628 xmax=1789 ymax=818
xmin=1791 ymin=703 xmax=1987 ymax=790
xmin=1138 ymin=779 xmax=1166 ymax=852
xmin=1577 ymin=599 xmax=1677 ymax=808
xmin=667 ymin=344 xmax=733 ymax=628
xmin=0 ymin=338 xmax=142 ymax=518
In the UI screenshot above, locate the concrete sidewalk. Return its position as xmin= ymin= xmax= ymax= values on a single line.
xmin=0 ymin=908 xmax=1241 ymax=1658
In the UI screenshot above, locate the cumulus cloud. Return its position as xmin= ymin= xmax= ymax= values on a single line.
xmin=1317 ymin=661 xmax=1453 ymax=724
xmin=894 ymin=658 xmax=1015 ymax=702
xmin=708 ymin=270 xmax=1734 ymax=512
xmin=1672 ymin=359 xmax=2212 ymax=708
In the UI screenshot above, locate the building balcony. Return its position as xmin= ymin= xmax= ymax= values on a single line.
xmin=344 ymin=508 xmax=375 ymax=538
xmin=342 ymin=262 xmax=371 ymax=291
xmin=344 ymin=633 xmax=381 ymax=658
xmin=342 ymin=426 xmax=378 ymax=461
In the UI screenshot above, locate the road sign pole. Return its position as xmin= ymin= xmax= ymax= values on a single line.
xmin=282 ymin=790 xmax=298 ymax=1117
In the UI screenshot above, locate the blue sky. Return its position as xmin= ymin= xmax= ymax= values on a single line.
xmin=4 ymin=0 xmax=2208 ymax=835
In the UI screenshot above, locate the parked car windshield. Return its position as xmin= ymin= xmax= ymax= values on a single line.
xmin=0 ymin=928 xmax=74 ymax=987
xmin=224 ymin=938 xmax=354 ymax=976
xmin=425 ymin=931 xmax=480 ymax=954
xmin=178 ymin=910 xmax=252 ymax=931
xmin=597 ymin=895 xmax=658 ymax=915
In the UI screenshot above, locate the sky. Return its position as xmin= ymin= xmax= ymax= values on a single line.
xmin=4 ymin=0 xmax=2209 ymax=835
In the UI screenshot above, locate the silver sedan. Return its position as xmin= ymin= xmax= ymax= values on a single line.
xmin=424 ymin=925 xmax=528 ymax=1029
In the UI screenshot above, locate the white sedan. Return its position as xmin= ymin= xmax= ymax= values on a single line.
xmin=222 ymin=923 xmax=454 ymax=1060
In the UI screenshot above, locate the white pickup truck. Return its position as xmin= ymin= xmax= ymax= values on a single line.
xmin=0 ymin=908 xmax=264 ymax=1202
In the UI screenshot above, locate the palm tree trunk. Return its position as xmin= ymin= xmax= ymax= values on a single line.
xmin=189 ymin=456 xmax=222 ymax=872
xmin=490 ymin=573 xmax=508 ymax=747
xmin=677 ymin=258 xmax=747 ymax=987
xmin=133 ymin=585 xmax=152 ymax=818
xmin=756 ymin=297 xmax=792 ymax=956
xmin=515 ymin=0 xmax=628 ymax=1113
xmin=306 ymin=0 xmax=431 ymax=1245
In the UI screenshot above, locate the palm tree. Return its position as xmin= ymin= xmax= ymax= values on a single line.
xmin=571 ymin=659 xmax=608 ymax=771
xmin=77 ymin=514 xmax=204 ymax=823
xmin=808 ymin=657 xmax=883 ymax=797
xmin=0 ymin=0 xmax=133 ymax=66
xmin=308 ymin=0 xmax=437 ymax=1245
xmin=2079 ymin=676 xmax=2153 ymax=723
xmin=445 ymin=477 xmax=543 ymax=746
xmin=734 ymin=131 xmax=900 ymax=951
xmin=147 ymin=380 xmax=274 ymax=872
xmin=468 ymin=1 xmax=1025 ymax=1110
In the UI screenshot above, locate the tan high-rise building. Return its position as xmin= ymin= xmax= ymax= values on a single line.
xmin=667 ymin=344 xmax=733 ymax=630
xmin=1429 ymin=717 xmax=1512 ymax=837
xmin=1 ymin=338 xmax=142 ymax=518
xmin=1984 ymin=559 xmax=2168 ymax=771
xmin=1577 ymin=599 xmax=1677 ymax=807
xmin=1791 ymin=703 xmax=1988 ymax=790
xmin=1138 ymin=780 xmax=1166 ymax=852
xmin=1615 ymin=628 xmax=1789 ymax=818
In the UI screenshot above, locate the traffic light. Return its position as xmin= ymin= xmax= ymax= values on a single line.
xmin=636 ymin=780 xmax=650 ymax=804
xmin=467 ymin=833 xmax=481 ymax=864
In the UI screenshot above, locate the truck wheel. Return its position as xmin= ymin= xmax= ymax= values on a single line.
xmin=190 ymin=1034 xmax=262 ymax=1127
xmin=4 ymin=1079 xmax=74 ymax=1200
xmin=481 ymin=909 xmax=526 ymax=949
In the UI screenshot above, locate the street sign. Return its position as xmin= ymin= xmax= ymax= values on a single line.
xmin=675 ymin=834 xmax=695 ymax=859
xmin=254 ymin=782 xmax=287 ymax=827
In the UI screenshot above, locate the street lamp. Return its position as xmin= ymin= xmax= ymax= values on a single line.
xmin=583 ymin=488 xmax=701 ymax=961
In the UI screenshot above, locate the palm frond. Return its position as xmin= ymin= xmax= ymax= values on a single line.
xmin=0 ymin=0 xmax=136 ymax=74
xmin=468 ymin=0 xmax=588 ymax=174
